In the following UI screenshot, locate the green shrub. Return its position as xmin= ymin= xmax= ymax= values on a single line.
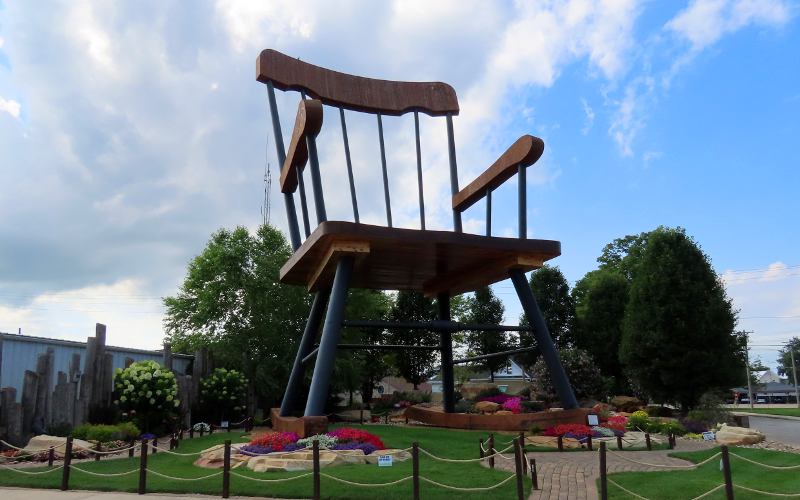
xmin=645 ymin=405 xmax=675 ymax=418
xmin=86 ymin=424 xmax=120 ymax=443
xmin=660 ymin=420 xmax=687 ymax=436
xmin=645 ymin=420 xmax=663 ymax=434
xmin=454 ymin=400 xmax=474 ymax=413
xmin=529 ymin=425 xmax=543 ymax=436
xmin=71 ymin=423 xmax=140 ymax=443
xmin=391 ymin=391 xmax=431 ymax=405
xmin=72 ymin=424 xmax=91 ymax=440
xmin=522 ymin=400 xmax=545 ymax=412
xmin=115 ymin=422 xmax=141 ymax=441
xmin=113 ymin=360 xmax=180 ymax=432
xmin=627 ymin=410 xmax=650 ymax=431
xmin=474 ymin=387 xmax=502 ymax=400
xmin=200 ymin=368 xmax=249 ymax=422
xmin=46 ymin=421 xmax=73 ymax=437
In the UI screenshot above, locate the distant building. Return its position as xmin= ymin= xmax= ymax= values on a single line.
xmin=429 ymin=358 xmax=532 ymax=396
xmin=752 ymin=369 xmax=787 ymax=385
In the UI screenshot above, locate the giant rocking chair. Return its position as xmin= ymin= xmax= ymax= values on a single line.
xmin=257 ymin=49 xmax=579 ymax=419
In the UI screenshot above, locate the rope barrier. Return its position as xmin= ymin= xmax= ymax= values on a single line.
xmin=733 ymin=485 xmax=800 ymax=497
xmin=70 ymin=465 xmax=140 ymax=477
xmin=0 ymin=463 xmax=64 ymax=475
xmin=419 ymin=473 xmax=516 ymax=492
xmin=145 ymin=443 xmax=202 ymax=457
xmin=0 ymin=439 xmax=66 ymax=451
xmin=729 ymin=452 xmax=800 ymax=470
xmin=606 ymin=450 xmax=722 ymax=469
xmin=229 ymin=471 xmax=313 ymax=483
xmin=145 ymin=468 xmax=223 ymax=481
xmin=420 ymin=443 xmax=515 ymax=463
xmin=607 ymin=477 xmax=650 ymax=500
xmin=320 ymin=473 xmax=413 ymax=487
xmin=72 ymin=444 xmax=139 ymax=455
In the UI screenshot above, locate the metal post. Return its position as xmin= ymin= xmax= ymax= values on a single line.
xmin=306 ymin=134 xmax=327 ymax=224
xmin=60 ymin=436 xmax=72 ymax=491
xmin=281 ymin=290 xmax=331 ymax=416
xmin=721 ymin=445 xmax=734 ymax=500
xmin=376 ymin=114 xmax=392 ymax=227
xmin=745 ymin=345 xmax=754 ymax=409
xmin=791 ymin=348 xmax=799 ymax=408
xmin=297 ymin=171 xmax=311 ymax=237
xmin=313 ymin=440 xmax=321 ymax=500
xmin=138 ymin=439 xmax=148 ymax=495
xmin=414 ymin=111 xmax=426 ymax=230
xmin=513 ymin=436 xmax=525 ymax=500
xmin=485 ymin=188 xmax=492 ymax=236
xmin=438 ymin=293 xmax=455 ymax=413
xmin=48 ymin=446 xmax=54 ymax=467
xmin=412 ymin=442 xmax=420 ymax=500
xmin=305 ymin=257 xmax=354 ymax=416
xmin=445 ymin=114 xmax=462 ymax=232
xmin=599 ymin=442 xmax=608 ymax=500
xmin=518 ymin=163 xmax=526 ymax=239
xmin=531 ymin=458 xmax=538 ymax=490
xmin=510 ymin=269 xmax=579 ymax=409
xmin=338 ymin=108 xmax=360 ymax=223
xmin=222 ymin=440 xmax=231 ymax=499
xmin=266 ymin=81 xmax=300 ymax=251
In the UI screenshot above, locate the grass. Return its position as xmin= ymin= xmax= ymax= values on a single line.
xmin=604 ymin=447 xmax=800 ymax=499
xmin=733 ymin=407 xmax=800 ymax=417
xmin=0 ymin=425 xmax=528 ymax=499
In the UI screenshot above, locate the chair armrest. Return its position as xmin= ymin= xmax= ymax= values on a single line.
xmin=452 ymin=135 xmax=544 ymax=212
xmin=280 ymin=99 xmax=324 ymax=193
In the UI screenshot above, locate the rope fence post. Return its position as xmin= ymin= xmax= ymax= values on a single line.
xmin=645 ymin=433 xmax=651 ymax=451
xmin=129 ymin=440 xmax=135 ymax=458
xmin=557 ymin=435 xmax=564 ymax=452
xmin=152 ymin=438 xmax=157 ymax=455
xmin=312 ymin=439 xmax=320 ymax=500
xmin=617 ymin=435 xmax=623 ymax=450
xmin=138 ymin=438 xmax=149 ymax=495
xmin=519 ymin=431 xmax=527 ymax=473
xmin=210 ymin=425 xmax=215 ymax=435
xmin=668 ymin=433 xmax=674 ymax=450
xmin=95 ymin=441 xmax=101 ymax=461
xmin=599 ymin=441 xmax=608 ymax=500
xmin=200 ymin=426 xmax=205 ymax=438
xmin=489 ymin=434 xmax=495 ymax=469
xmin=222 ymin=440 xmax=231 ymax=499
xmin=721 ymin=445 xmax=734 ymax=500
xmin=412 ymin=442 xmax=420 ymax=500
xmin=587 ymin=434 xmax=593 ymax=451
xmin=60 ymin=436 xmax=73 ymax=491
xmin=479 ymin=438 xmax=485 ymax=459
xmin=513 ymin=436 xmax=524 ymax=500
xmin=179 ymin=428 xmax=184 ymax=441
xmin=48 ymin=446 xmax=54 ymax=467
xmin=531 ymin=457 xmax=538 ymax=490
xmin=190 ymin=426 xmax=194 ymax=439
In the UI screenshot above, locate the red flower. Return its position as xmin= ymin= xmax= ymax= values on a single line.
xmin=248 ymin=432 xmax=299 ymax=451
xmin=327 ymin=428 xmax=385 ymax=449
xmin=543 ymin=424 xmax=592 ymax=437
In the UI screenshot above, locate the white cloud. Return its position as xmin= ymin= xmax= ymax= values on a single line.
xmin=608 ymin=77 xmax=654 ymax=157
xmin=666 ymin=0 xmax=792 ymax=51
xmin=0 ymin=36 xmax=5 ymax=48
xmin=581 ymin=98 xmax=595 ymax=135
xmin=0 ymin=96 xmax=21 ymax=119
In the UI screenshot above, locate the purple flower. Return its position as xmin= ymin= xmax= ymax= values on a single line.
xmin=331 ymin=442 xmax=378 ymax=455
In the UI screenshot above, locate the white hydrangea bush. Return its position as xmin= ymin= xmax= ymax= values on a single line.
xmin=199 ymin=367 xmax=249 ymax=421
xmin=113 ymin=360 xmax=180 ymax=422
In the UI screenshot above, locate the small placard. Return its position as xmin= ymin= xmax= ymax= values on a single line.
xmin=377 ymin=455 xmax=393 ymax=467
xmin=587 ymin=414 xmax=599 ymax=426
xmin=702 ymin=431 xmax=715 ymax=441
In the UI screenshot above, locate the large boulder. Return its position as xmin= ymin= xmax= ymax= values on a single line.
xmin=716 ymin=424 xmax=765 ymax=445
xmin=23 ymin=435 xmax=92 ymax=454
xmin=474 ymin=401 xmax=501 ymax=414
xmin=610 ymin=396 xmax=644 ymax=413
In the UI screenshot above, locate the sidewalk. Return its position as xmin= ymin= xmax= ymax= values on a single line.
xmin=0 ymin=487 xmax=286 ymax=500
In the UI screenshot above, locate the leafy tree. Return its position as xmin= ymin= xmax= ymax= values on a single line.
xmin=777 ymin=337 xmax=800 ymax=378
xmin=113 ymin=360 xmax=179 ymax=432
xmin=517 ymin=265 xmax=575 ymax=370
xmin=464 ymin=287 xmax=510 ymax=382
xmin=619 ymin=227 xmax=745 ymax=410
xmin=597 ymin=232 xmax=650 ymax=281
xmin=199 ymin=368 xmax=248 ymax=423
xmin=531 ymin=347 xmax=608 ymax=401
xmin=163 ymin=225 xmax=309 ymax=408
xmin=572 ymin=268 xmax=630 ymax=393
xmin=386 ymin=291 xmax=438 ymax=389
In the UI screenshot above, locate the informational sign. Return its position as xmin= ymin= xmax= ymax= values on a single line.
xmin=702 ymin=431 xmax=715 ymax=441
xmin=220 ymin=421 xmax=229 ymax=429
xmin=587 ymin=414 xmax=599 ymax=426
xmin=378 ymin=455 xmax=393 ymax=467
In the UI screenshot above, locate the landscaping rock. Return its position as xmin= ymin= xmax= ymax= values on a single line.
xmin=23 ymin=435 xmax=92 ymax=453
xmin=474 ymin=401 xmax=501 ymax=414
xmin=610 ymin=396 xmax=644 ymax=413
xmin=716 ymin=424 xmax=765 ymax=445
xmin=246 ymin=450 xmax=343 ymax=472
xmin=364 ymin=448 xmax=411 ymax=464
xmin=495 ymin=410 xmax=513 ymax=415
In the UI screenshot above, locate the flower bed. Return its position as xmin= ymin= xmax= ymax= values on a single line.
xmin=238 ymin=428 xmax=385 ymax=457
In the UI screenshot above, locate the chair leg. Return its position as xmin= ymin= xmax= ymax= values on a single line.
xmin=304 ymin=256 xmax=355 ymax=417
xmin=437 ymin=293 xmax=456 ymax=413
xmin=509 ymin=269 xmax=579 ymax=409
xmin=280 ymin=289 xmax=331 ymax=416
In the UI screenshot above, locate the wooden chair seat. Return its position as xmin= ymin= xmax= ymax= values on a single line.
xmin=279 ymin=221 xmax=560 ymax=296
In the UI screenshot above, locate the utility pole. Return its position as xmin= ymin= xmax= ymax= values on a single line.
xmin=791 ymin=347 xmax=799 ymax=409
xmin=745 ymin=344 xmax=755 ymax=409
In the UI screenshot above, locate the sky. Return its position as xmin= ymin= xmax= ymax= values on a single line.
xmin=1 ymin=1 xmax=798 ymax=370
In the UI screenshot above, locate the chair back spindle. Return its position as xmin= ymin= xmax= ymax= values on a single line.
xmin=445 ymin=114 xmax=462 ymax=232
xmin=376 ymin=114 xmax=393 ymax=227
xmin=414 ymin=111 xmax=426 ymax=230
xmin=485 ymin=188 xmax=492 ymax=236
xmin=339 ymin=108 xmax=360 ymax=223
xmin=518 ymin=163 xmax=526 ymax=239
xmin=297 ymin=170 xmax=312 ymax=236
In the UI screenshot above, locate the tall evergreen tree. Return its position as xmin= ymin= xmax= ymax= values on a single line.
xmin=619 ymin=228 xmax=745 ymax=409
xmin=464 ymin=287 xmax=509 ymax=382
xmin=386 ymin=291 xmax=438 ymax=389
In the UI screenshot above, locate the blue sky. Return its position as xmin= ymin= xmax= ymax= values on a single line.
xmin=0 ymin=1 xmax=798 ymax=369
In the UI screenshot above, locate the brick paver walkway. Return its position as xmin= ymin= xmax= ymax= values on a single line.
xmin=486 ymin=439 xmax=715 ymax=500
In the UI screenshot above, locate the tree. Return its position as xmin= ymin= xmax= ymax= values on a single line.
xmin=777 ymin=337 xmax=800 ymax=378
xmin=572 ymin=268 xmax=630 ymax=393
xmin=597 ymin=232 xmax=650 ymax=282
xmin=517 ymin=265 xmax=575 ymax=370
xmin=531 ymin=348 xmax=608 ymax=401
xmin=386 ymin=291 xmax=438 ymax=389
xmin=163 ymin=225 xmax=309 ymax=408
xmin=464 ymin=287 xmax=510 ymax=382
xmin=619 ymin=227 xmax=745 ymax=410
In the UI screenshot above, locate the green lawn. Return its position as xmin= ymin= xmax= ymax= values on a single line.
xmin=735 ymin=407 xmax=800 ymax=417
xmin=605 ymin=447 xmax=800 ymax=499
xmin=0 ymin=425 xmax=528 ymax=499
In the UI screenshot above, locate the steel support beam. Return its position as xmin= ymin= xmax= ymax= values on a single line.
xmin=510 ymin=269 xmax=578 ymax=410
xmin=341 ymin=319 xmax=531 ymax=332
xmin=452 ymin=346 xmax=538 ymax=365
xmin=280 ymin=290 xmax=330 ymax=416
xmin=305 ymin=257 xmax=354 ymax=416
xmin=438 ymin=293 xmax=456 ymax=413
xmin=301 ymin=347 xmax=319 ymax=364
xmin=318 ymin=343 xmax=438 ymax=351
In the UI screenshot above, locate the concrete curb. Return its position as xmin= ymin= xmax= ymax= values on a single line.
xmin=733 ymin=412 xmax=800 ymax=422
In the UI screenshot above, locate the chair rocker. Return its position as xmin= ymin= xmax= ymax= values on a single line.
xmin=256 ymin=49 xmax=579 ymax=419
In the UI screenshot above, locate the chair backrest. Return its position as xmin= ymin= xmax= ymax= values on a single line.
xmin=257 ymin=49 xmax=464 ymax=251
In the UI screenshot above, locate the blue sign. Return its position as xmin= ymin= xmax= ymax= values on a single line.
xmin=378 ymin=455 xmax=393 ymax=467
